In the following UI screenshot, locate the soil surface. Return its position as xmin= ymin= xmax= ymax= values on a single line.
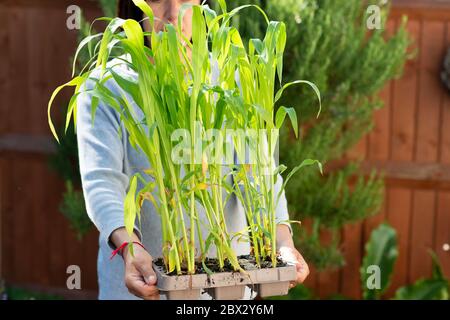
xmin=154 ymin=255 xmax=287 ymax=276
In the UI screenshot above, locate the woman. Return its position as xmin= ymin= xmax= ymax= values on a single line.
xmin=77 ymin=0 xmax=309 ymax=300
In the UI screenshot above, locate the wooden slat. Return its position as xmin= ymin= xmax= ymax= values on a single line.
xmin=440 ymin=93 xmax=450 ymax=164
xmin=409 ymin=190 xmax=435 ymax=281
xmin=83 ymin=230 xmax=99 ymax=291
xmin=393 ymin=0 xmax=450 ymax=8
xmin=415 ymin=20 xmax=445 ymax=163
xmin=28 ymin=5 xmax=49 ymax=136
xmin=316 ymin=229 xmax=340 ymax=299
xmin=31 ymin=160 xmax=50 ymax=285
xmin=317 ymin=268 xmax=340 ymax=299
xmin=391 ymin=21 xmax=420 ymax=162
xmin=8 ymin=6 xmax=30 ymax=135
xmin=368 ymin=18 xmax=396 ymax=162
xmin=0 ymin=6 xmax=8 ymax=135
xmin=435 ymin=192 xmax=450 ymax=279
xmin=392 ymin=1 xmax=450 ymax=21
xmin=362 ymin=19 xmax=396 ymax=252
xmin=339 ymin=99 xmax=369 ymax=298
xmin=47 ymin=169 xmax=67 ymax=288
xmin=296 ymin=218 xmax=317 ymax=293
xmin=441 ymin=23 xmax=450 ymax=165
xmin=408 ymin=19 xmax=445 ymax=283
xmin=368 ymin=83 xmax=392 ymax=161
xmin=328 ymin=159 xmax=450 ymax=191
xmin=368 ymin=161 xmax=450 ymax=182
xmin=0 ymin=155 xmax=12 ymax=282
xmin=435 ymin=22 xmax=450 ymax=282
xmin=0 ymin=0 xmax=99 ymax=10
xmin=11 ymin=157 xmax=33 ymax=284
xmin=0 ymin=4 xmax=8 ymax=280
xmin=386 ymin=188 xmax=412 ymax=296
xmin=0 ymin=157 xmax=3 ymax=278
xmin=340 ymin=222 xmax=363 ymax=299
xmin=385 ymin=18 xmax=417 ymax=296
xmin=0 ymin=134 xmax=56 ymax=154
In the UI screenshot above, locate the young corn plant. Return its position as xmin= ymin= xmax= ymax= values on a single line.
xmin=48 ymin=0 xmax=321 ymax=275
xmin=208 ymin=0 xmax=322 ymax=267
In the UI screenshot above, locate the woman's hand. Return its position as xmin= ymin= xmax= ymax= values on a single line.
xmin=111 ymin=228 xmax=160 ymax=300
xmin=276 ymin=225 xmax=310 ymax=288
xmin=278 ymin=245 xmax=310 ymax=288
xmin=123 ymin=243 xmax=160 ymax=300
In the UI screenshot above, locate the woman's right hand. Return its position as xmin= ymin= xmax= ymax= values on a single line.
xmin=122 ymin=243 xmax=160 ymax=300
xmin=111 ymin=227 xmax=160 ymax=300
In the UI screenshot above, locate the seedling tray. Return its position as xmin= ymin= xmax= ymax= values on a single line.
xmin=153 ymin=262 xmax=297 ymax=300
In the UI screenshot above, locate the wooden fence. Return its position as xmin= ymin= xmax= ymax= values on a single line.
xmin=304 ymin=0 xmax=450 ymax=299
xmin=0 ymin=0 xmax=449 ymax=299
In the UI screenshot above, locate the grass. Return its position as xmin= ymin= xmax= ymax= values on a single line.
xmin=4 ymin=286 xmax=62 ymax=300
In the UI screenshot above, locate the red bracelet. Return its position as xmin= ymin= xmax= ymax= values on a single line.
xmin=110 ymin=241 xmax=146 ymax=260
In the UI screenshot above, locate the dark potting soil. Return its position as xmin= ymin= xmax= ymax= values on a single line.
xmin=154 ymin=254 xmax=287 ymax=276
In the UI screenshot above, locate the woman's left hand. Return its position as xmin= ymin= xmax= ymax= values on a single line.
xmin=278 ymin=245 xmax=310 ymax=288
xmin=276 ymin=224 xmax=310 ymax=288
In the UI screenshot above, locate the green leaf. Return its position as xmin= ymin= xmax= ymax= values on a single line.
xmin=394 ymin=279 xmax=449 ymax=300
xmin=276 ymin=22 xmax=286 ymax=84
xmin=275 ymin=106 xmax=298 ymax=138
xmin=276 ymin=159 xmax=323 ymax=209
xmin=108 ymin=67 xmax=142 ymax=107
xmin=213 ymin=98 xmax=226 ymax=130
xmin=65 ymin=92 xmax=81 ymax=134
xmin=127 ymin=242 xmax=135 ymax=258
xmin=90 ymin=96 xmax=100 ymax=127
xmin=251 ymin=103 xmax=272 ymax=124
xmin=274 ymin=80 xmax=322 ymax=118
xmin=361 ymin=224 xmax=398 ymax=300
xmin=273 ymin=164 xmax=287 ymax=176
xmin=124 ymin=175 xmax=138 ymax=237
xmin=131 ymin=0 xmax=154 ymax=27
xmin=217 ymin=0 xmax=227 ymax=13
xmin=202 ymin=261 xmax=214 ymax=276
xmin=72 ymin=33 xmax=103 ymax=77
xmin=96 ymin=18 xmax=125 ymax=70
xmin=168 ymin=246 xmax=177 ymax=273
xmin=123 ymin=19 xmax=144 ymax=48
xmin=203 ymin=233 xmax=215 ymax=257
xmin=429 ymin=250 xmax=446 ymax=281
xmin=48 ymin=76 xmax=84 ymax=143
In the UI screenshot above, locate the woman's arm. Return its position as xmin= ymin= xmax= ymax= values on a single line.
xmin=76 ymin=76 xmax=158 ymax=299
xmin=76 ymin=75 xmax=144 ymax=249
xmin=273 ymin=174 xmax=310 ymax=287
xmin=273 ymin=172 xmax=293 ymax=235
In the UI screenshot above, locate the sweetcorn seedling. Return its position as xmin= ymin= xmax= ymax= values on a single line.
xmin=48 ymin=0 xmax=321 ymax=275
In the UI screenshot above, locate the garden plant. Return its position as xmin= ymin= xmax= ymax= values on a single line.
xmin=229 ymin=0 xmax=412 ymax=270
xmin=48 ymin=0 xmax=321 ymax=299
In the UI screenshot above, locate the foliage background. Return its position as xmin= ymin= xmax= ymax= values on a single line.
xmin=226 ymin=0 xmax=412 ymax=269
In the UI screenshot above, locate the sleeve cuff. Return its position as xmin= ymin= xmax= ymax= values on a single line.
xmin=102 ymin=220 xmax=143 ymax=251
xmin=277 ymin=221 xmax=293 ymax=236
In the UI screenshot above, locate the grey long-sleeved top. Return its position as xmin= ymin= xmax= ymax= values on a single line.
xmin=76 ymin=56 xmax=291 ymax=300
